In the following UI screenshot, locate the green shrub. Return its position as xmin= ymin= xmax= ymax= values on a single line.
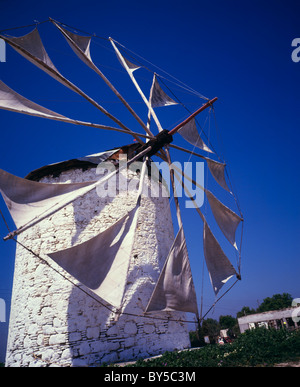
xmin=127 ymin=328 xmax=300 ymax=367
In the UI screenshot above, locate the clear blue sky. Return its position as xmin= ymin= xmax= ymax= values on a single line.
xmin=0 ymin=0 xmax=299 ymax=343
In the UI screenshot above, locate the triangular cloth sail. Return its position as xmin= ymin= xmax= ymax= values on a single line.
xmin=1 ymin=28 xmax=66 ymax=87
xmin=7 ymin=27 xmax=59 ymax=71
xmin=203 ymin=219 xmax=237 ymax=296
xmin=1 ymin=28 xmax=131 ymax=132
xmin=205 ymin=189 xmax=242 ymax=249
xmin=178 ymin=118 xmax=213 ymax=153
xmin=48 ymin=207 xmax=138 ymax=309
xmin=53 ymin=21 xmax=153 ymax=139
xmin=58 ymin=25 xmax=92 ymax=61
xmin=150 ymin=75 xmax=178 ymax=108
xmin=0 ymin=80 xmax=134 ymax=136
xmin=0 ymin=168 xmax=94 ymax=228
xmin=206 ymin=158 xmax=230 ymax=192
xmin=0 ymin=80 xmax=69 ymax=121
xmin=117 ymin=53 xmax=140 ymax=72
xmin=52 ymin=22 xmax=95 ymax=71
xmin=145 ymin=226 xmax=198 ymax=315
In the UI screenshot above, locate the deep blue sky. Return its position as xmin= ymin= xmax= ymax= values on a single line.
xmin=0 ymin=0 xmax=299 ymax=346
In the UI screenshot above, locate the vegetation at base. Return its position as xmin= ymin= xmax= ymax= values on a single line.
xmin=127 ymin=327 xmax=300 ymax=367
xmin=190 ymin=293 xmax=297 ymax=347
xmin=126 ymin=293 xmax=299 ymax=367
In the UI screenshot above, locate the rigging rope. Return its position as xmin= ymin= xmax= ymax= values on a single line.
xmin=158 ymin=76 xmax=220 ymax=159
xmin=210 ymin=107 xmax=244 ymax=275
xmin=110 ymin=38 xmax=209 ymax=101
xmin=0 ymin=19 xmax=50 ymax=34
xmin=200 ymin=280 xmax=239 ymax=321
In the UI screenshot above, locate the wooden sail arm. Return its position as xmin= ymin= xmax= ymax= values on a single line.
xmin=51 ymin=19 xmax=154 ymax=139
xmin=110 ymin=38 xmax=218 ymax=155
xmin=110 ymin=38 xmax=164 ymax=133
xmin=168 ymin=97 xmax=218 ymax=136
xmin=3 ymin=146 xmax=152 ymax=241
xmin=0 ymin=30 xmax=145 ymax=145
xmin=134 ymin=98 xmax=218 ymax=158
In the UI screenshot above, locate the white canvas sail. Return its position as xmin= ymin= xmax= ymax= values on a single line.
xmin=0 ymin=80 xmax=69 ymax=121
xmin=0 ymin=29 xmax=134 ymax=134
xmin=145 ymin=226 xmax=198 ymax=315
xmin=51 ymin=22 xmax=95 ymax=73
xmin=121 ymin=56 xmax=140 ymax=72
xmin=110 ymin=39 xmax=164 ymax=133
xmin=205 ymin=189 xmax=242 ymax=249
xmin=52 ymin=21 xmax=152 ymax=138
xmin=173 ymin=168 xmax=239 ymax=295
xmin=206 ymin=158 xmax=230 ymax=192
xmin=203 ymin=219 xmax=237 ymax=295
xmin=0 ymin=168 xmax=95 ymax=228
xmin=150 ymin=74 xmax=178 ymax=108
xmin=0 ymin=80 xmax=146 ymax=139
xmin=2 ymin=28 xmax=67 ymax=88
xmin=48 ymin=207 xmax=138 ymax=309
xmin=48 ymin=156 xmax=148 ymax=309
xmin=169 ymin=144 xmax=229 ymax=192
xmin=178 ymin=118 xmax=213 ymax=153
xmin=57 ymin=25 xmax=92 ymax=61
xmin=171 ymin=163 xmax=240 ymax=248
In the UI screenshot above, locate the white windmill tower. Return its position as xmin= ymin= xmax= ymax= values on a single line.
xmin=0 ymin=19 xmax=243 ymax=367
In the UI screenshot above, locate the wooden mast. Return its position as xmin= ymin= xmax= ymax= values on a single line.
xmin=168 ymin=97 xmax=218 ymax=136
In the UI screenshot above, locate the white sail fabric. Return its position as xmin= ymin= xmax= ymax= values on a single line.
xmin=118 ymin=54 xmax=140 ymax=72
xmin=203 ymin=220 xmax=237 ymax=296
xmin=48 ymin=208 xmax=138 ymax=309
xmin=0 ymin=80 xmax=142 ymax=137
xmin=178 ymin=118 xmax=213 ymax=153
xmin=145 ymin=226 xmax=198 ymax=315
xmin=2 ymin=148 xmax=149 ymax=239
xmin=8 ymin=28 xmax=59 ymax=72
xmin=48 ymin=157 xmax=147 ymax=309
xmin=60 ymin=26 xmax=92 ymax=61
xmin=53 ymin=22 xmax=152 ymax=139
xmin=0 ymin=168 xmax=94 ymax=228
xmin=205 ymin=190 xmax=242 ymax=249
xmin=1 ymin=28 xmax=133 ymax=133
xmin=206 ymin=158 xmax=230 ymax=192
xmin=150 ymin=75 xmax=178 ymax=108
xmin=52 ymin=23 xmax=95 ymax=72
xmin=0 ymin=80 xmax=69 ymax=121
xmin=1 ymin=28 xmax=68 ymax=89
xmin=110 ymin=40 xmax=140 ymax=72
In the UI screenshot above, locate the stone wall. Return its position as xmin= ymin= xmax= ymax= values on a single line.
xmin=5 ymin=162 xmax=191 ymax=367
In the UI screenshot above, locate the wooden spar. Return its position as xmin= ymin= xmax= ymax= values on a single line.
xmin=109 ymin=38 xmax=164 ymax=133
xmin=168 ymin=97 xmax=218 ymax=136
xmin=51 ymin=20 xmax=154 ymax=139
xmin=3 ymin=146 xmax=151 ymax=241
xmin=110 ymin=38 xmax=217 ymax=150
xmin=0 ymin=32 xmax=144 ymax=145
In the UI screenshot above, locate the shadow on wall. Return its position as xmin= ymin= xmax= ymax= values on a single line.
xmin=66 ymin=277 xmax=188 ymax=366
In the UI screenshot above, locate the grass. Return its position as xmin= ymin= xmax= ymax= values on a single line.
xmin=125 ymin=328 xmax=300 ymax=367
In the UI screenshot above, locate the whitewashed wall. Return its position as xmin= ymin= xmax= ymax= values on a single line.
xmin=5 ymin=162 xmax=190 ymax=367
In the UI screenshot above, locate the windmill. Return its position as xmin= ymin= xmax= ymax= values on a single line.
xmin=0 ymin=19 xmax=243 ymax=366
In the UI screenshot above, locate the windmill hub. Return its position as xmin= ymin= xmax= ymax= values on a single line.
xmin=136 ymin=129 xmax=173 ymax=158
